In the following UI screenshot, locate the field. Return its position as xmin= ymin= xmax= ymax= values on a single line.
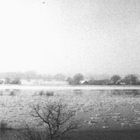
xmin=1 ymin=89 xmax=140 ymax=139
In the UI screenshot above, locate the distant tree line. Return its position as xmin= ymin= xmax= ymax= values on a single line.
xmin=0 ymin=78 xmax=21 ymax=85
xmin=67 ymin=74 xmax=140 ymax=85
xmin=0 ymin=73 xmax=140 ymax=86
xmin=0 ymin=72 xmax=66 ymax=81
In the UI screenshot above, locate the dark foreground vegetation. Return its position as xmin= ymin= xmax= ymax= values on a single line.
xmin=2 ymin=127 xmax=140 ymax=140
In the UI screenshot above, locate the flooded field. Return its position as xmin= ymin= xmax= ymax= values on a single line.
xmin=1 ymin=89 xmax=140 ymax=139
xmin=0 ymin=89 xmax=140 ymax=128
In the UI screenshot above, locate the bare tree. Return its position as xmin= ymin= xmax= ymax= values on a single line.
xmin=31 ymin=101 xmax=80 ymax=140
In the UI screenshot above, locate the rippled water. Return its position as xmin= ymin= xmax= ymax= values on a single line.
xmin=0 ymin=89 xmax=139 ymax=130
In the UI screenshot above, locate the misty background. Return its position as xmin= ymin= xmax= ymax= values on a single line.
xmin=0 ymin=0 xmax=140 ymax=76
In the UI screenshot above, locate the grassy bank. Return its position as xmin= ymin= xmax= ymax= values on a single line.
xmin=1 ymin=128 xmax=140 ymax=140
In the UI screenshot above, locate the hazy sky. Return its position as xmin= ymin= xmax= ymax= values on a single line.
xmin=0 ymin=0 xmax=140 ymax=75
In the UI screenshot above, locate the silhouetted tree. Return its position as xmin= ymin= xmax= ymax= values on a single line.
xmin=72 ymin=73 xmax=84 ymax=85
xmin=110 ymin=75 xmax=121 ymax=85
xmin=123 ymin=74 xmax=138 ymax=85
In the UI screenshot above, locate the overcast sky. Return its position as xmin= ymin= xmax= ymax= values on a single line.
xmin=0 ymin=0 xmax=140 ymax=75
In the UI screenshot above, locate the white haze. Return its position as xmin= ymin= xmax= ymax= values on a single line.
xmin=0 ymin=0 xmax=140 ymax=75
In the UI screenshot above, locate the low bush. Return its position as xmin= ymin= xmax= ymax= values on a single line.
xmin=21 ymin=125 xmax=47 ymax=140
xmin=45 ymin=91 xmax=54 ymax=96
xmin=0 ymin=91 xmax=3 ymax=96
xmin=9 ymin=91 xmax=16 ymax=96
xmin=38 ymin=91 xmax=44 ymax=96
xmin=0 ymin=120 xmax=11 ymax=134
xmin=38 ymin=91 xmax=54 ymax=97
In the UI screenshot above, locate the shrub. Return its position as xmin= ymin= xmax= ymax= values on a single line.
xmin=0 ymin=120 xmax=11 ymax=134
xmin=38 ymin=91 xmax=44 ymax=96
xmin=0 ymin=91 xmax=3 ymax=96
xmin=9 ymin=91 xmax=16 ymax=96
xmin=45 ymin=91 xmax=54 ymax=96
xmin=124 ymin=90 xmax=140 ymax=96
xmin=21 ymin=125 xmax=47 ymax=140
xmin=0 ymin=120 xmax=8 ymax=130
xmin=38 ymin=91 xmax=54 ymax=97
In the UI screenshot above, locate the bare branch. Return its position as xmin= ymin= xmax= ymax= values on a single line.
xmin=30 ymin=101 xmax=80 ymax=140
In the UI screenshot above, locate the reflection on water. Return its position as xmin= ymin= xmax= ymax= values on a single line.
xmin=111 ymin=90 xmax=140 ymax=96
xmin=73 ymin=89 xmax=83 ymax=95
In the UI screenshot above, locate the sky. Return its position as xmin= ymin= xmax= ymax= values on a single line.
xmin=0 ymin=0 xmax=140 ymax=75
